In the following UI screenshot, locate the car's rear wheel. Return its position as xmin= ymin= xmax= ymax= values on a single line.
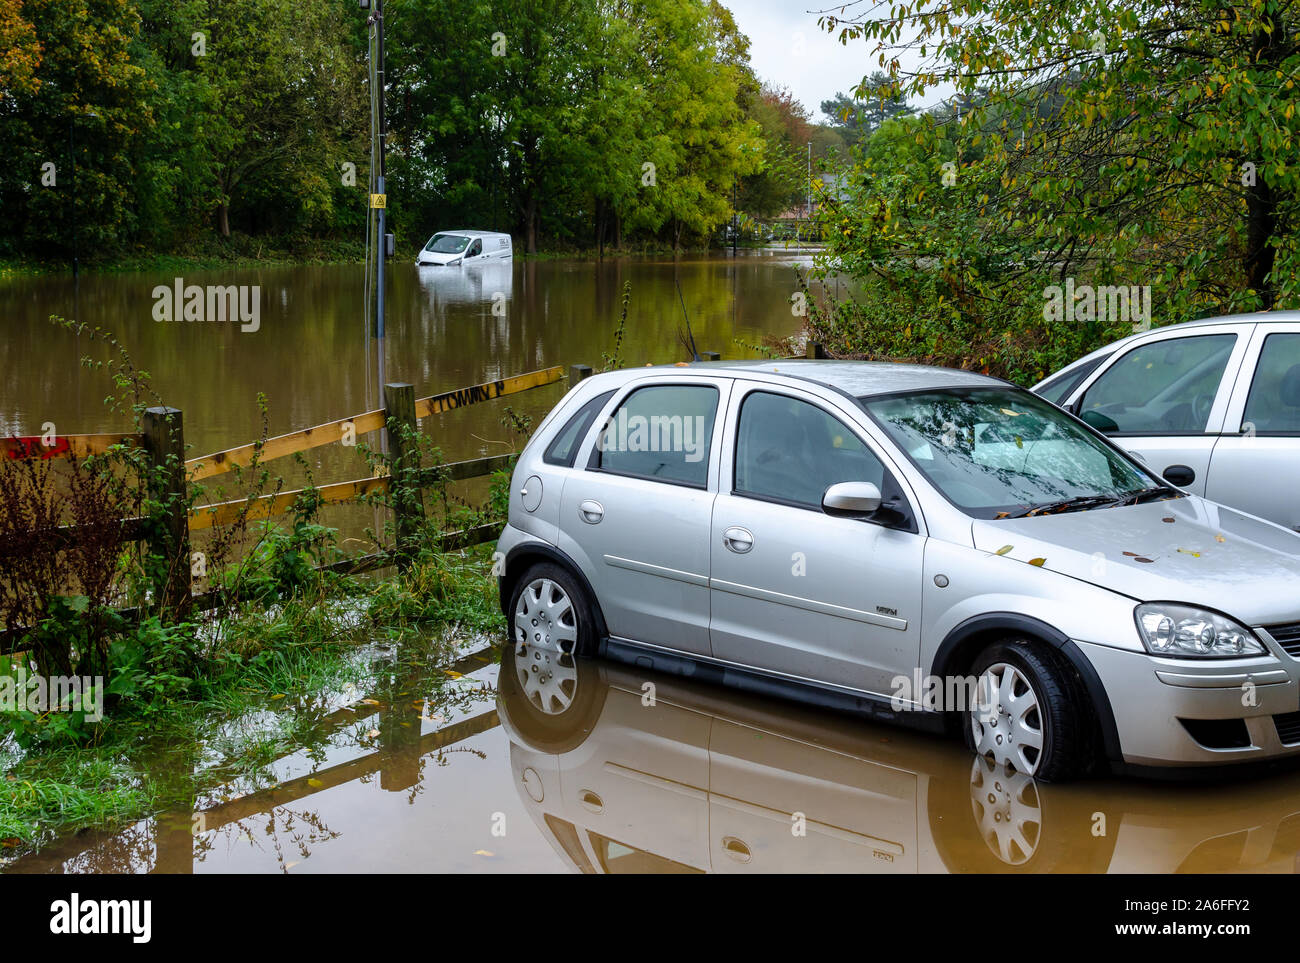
xmin=965 ymin=640 xmax=1090 ymax=782
xmin=503 ymin=562 xmax=601 ymax=749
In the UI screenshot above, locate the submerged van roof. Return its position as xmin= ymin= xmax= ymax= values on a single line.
xmin=435 ymin=230 xmax=511 ymax=239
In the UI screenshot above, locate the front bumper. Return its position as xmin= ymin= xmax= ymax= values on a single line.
xmin=1077 ymin=636 xmax=1300 ymax=766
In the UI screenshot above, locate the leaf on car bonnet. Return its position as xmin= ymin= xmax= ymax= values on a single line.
xmin=1176 ymin=548 xmax=1202 ymax=557
xmin=1028 ymin=557 xmax=1046 ymax=566
xmin=996 ymin=545 xmax=1014 ymax=555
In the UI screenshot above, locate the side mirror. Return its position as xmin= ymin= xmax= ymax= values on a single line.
xmin=823 ymin=481 xmax=882 ymax=517
xmin=1080 ymin=409 xmax=1119 ymax=433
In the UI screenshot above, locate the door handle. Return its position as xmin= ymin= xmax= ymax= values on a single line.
xmin=722 ymin=527 xmax=754 ymax=553
xmin=579 ymin=500 xmax=604 ymax=524
xmin=721 ymin=836 xmax=752 ymax=863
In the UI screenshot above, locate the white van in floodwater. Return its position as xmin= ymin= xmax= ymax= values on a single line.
xmin=416 ymin=230 xmax=513 ymax=266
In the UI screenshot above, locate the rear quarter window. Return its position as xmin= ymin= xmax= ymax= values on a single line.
xmin=544 ymin=390 xmax=616 ymax=467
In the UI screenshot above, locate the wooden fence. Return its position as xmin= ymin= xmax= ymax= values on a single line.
xmin=0 ymin=363 xmax=577 ymax=642
xmin=0 ymin=343 xmax=830 ymax=649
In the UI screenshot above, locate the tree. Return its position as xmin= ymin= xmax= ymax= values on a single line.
xmin=806 ymin=0 xmax=1300 ymax=384
xmin=740 ymin=83 xmax=814 ymax=218
xmin=0 ymin=0 xmax=41 ymax=104
xmin=0 ymin=0 xmax=153 ymax=259
xmin=821 ymin=73 xmax=913 ymax=146
xmin=821 ymin=0 xmax=1300 ymax=314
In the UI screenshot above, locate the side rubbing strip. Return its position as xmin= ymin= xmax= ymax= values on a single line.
xmin=603 ymin=555 xmax=709 ymax=587
xmin=709 ymin=578 xmax=908 ymax=631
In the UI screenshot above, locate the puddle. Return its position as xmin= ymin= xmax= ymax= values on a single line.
xmin=9 ymin=643 xmax=1300 ymax=873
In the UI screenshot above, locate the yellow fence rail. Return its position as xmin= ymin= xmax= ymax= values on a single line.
xmin=185 ymin=366 xmax=563 ymax=482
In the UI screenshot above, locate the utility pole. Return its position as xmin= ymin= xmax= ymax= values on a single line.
xmin=374 ymin=0 xmax=388 ymax=412
xmin=806 ymin=141 xmax=812 ymax=244
xmin=363 ymin=0 xmax=389 ymax=413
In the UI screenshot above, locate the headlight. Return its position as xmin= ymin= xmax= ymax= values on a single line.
xmin=1134 ymin=603 xmax=1266 ymax=658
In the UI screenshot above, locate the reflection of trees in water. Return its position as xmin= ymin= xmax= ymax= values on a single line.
xmin=177 ymin=806 xmax=343 ymax=872
xmin=60 ymin=820 xmax=157 ymax=874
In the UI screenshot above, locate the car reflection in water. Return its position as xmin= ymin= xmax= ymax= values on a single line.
xmin=499 ymin=643 xmax=1300 ymax=873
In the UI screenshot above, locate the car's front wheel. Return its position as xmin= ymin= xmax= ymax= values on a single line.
xmin=966 ymin=640 xmax=1091 ymax=782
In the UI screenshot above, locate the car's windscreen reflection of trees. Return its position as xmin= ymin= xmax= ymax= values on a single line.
xmin=865 ymin=389 xmax=1147 ymax=517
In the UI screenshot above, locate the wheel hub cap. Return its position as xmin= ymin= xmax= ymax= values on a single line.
xmin=513 ymin=578 xmax=580 ymax=714
xmin=970 ymin=662 xmax=1044 ymax=775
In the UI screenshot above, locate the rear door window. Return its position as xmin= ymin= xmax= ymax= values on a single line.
xmin=594 ymin=384 xmax=719 ymax=487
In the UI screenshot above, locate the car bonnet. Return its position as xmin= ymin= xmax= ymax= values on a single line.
xmin=969 ymin=496 xmax=1300 ymax=626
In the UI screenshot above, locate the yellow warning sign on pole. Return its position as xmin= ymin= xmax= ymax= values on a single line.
xmin=369 ymin=193 xmax=387 ymax=209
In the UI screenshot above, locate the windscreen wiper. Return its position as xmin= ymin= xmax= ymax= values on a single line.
xmin=1006 ymin=494 xmax=1123 ymax=518
xmin=1113 ymin=485 xmax=1183 ymax=506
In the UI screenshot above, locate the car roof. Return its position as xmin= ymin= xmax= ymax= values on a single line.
xmin=1033 ymin=310 xmax=1294 ymax=388
xmin=591 ymin=359 xmax=1005 ymax=397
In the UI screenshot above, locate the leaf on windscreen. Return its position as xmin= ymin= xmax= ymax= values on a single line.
xmin=999 ymin=408 xmax=1021 ymax=417
xmin=1014 ymin=435 xmax=1023 ymax=448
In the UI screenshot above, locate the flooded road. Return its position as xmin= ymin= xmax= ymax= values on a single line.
xmin=11 ymin=642 xmax=1300 ymax=874
xmin=1 ymin=251 xmax=815 ymax=470
xmin=1 ymin=250 xmax=819 ymax=548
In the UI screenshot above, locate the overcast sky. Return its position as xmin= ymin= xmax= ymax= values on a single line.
xmin=727 ymin=0 xmax=950 ymax=121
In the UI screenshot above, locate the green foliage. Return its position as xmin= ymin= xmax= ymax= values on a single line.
xmin=811 ymin=1 xmax=1300 ymax=382
xmin=1 ymin=0 xmax=780 ymax=259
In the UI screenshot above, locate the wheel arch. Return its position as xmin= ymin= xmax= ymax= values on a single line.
xmin=501 ymin=542 xmax=610 ymax=641
xmin=931 ymin=612 xmax=1123 ymax=764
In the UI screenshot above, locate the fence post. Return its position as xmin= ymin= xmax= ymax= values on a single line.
xmin=569 ymin=363 xmax=593 ymax=386
xmin=383 ymin=383 xmax=424 ymax=568
xmin=699 ymin=351 xmax=721 ymax=361
xmin=806 ymin=341 xmax=828 ymax=359
xmin=142 ymin=406 xmax=191 ymax=614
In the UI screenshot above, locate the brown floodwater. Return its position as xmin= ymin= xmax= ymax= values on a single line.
xmin=1 ymin=250 xmax=817 ymax=463
xmin=8 ymin=642 xmax=1300 ymax=874
xmin=1 ymin=250 xmax=819 ymax=549
xmin=6 ymin=251 xmax=1300 ymax=873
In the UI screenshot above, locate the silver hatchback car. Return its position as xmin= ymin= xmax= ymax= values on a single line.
xmin=497 ymin=361 xmax=1300 ymax=780
xmin=1032 ymin=312 xmax=1300 ymax=532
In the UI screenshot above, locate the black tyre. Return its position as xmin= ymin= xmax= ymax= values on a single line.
xmin=501 ymin=562 xmax=603 ymax=752
xmin=964 ymin=639 xmax=1093 ymax=782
